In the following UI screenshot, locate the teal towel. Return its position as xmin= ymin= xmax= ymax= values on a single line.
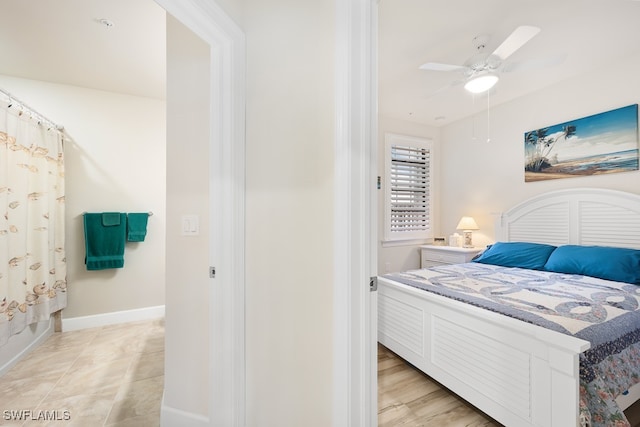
xmin=102 ymin=212 xmax=121 ymax=226
xmin=127 ymin=213 xmax=149 ymax=242
xmin=83 ymin=213 xmax=127 ymax=270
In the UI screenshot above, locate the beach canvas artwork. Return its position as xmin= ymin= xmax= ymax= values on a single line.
xmin=524 ymin=104 xmax=639 ymax=182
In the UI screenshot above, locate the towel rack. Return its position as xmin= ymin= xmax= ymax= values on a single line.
xmin=82 ymin=211 xmax=154 ymax=216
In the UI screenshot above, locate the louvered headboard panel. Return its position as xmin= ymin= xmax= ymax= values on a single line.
xmin=497 ymin=188 xmax=640 ymax=250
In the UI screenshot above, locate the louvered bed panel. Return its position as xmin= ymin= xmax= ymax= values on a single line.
xmin=432 ymin=316 xmax=532 ymax=420
xmin=498 ymin=188 xmax=640 ymax=249
xmin=579 ymin=200 xmax=640 ymax=249
xmin=378 ymin=293 xmax=424 ymax=357
xmin=505 ymin=201 xmax=570 ymax=245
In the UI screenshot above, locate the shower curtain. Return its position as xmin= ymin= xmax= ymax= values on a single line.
xmin=0 ymin=97 xmax=66 ymax=347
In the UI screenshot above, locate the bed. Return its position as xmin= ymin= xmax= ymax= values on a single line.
xmin=378 ymin=188 xmax=640 ymax=427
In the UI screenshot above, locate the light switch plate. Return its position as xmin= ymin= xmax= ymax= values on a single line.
xmin=181 ymin=214 xmax=199 ymax=236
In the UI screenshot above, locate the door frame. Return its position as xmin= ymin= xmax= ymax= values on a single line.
xmin=155 ymin=0 xmax=246 ymax=425
xmin=333 ymin=0 xmax=378 ymax=425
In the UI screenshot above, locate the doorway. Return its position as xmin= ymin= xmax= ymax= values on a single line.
xmin=158 ymin=0 xmax=246 ymax=425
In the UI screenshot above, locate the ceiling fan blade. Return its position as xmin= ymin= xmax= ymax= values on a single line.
xmin=423 ymin=79 xmax=464 ymax=99
xmin=491 ymin=25 xmax=541 ymax=61
xmin=419 ymin=62 xmax=466 ymax=72
xmin=502 ymin=52 xmax=567 ymax=73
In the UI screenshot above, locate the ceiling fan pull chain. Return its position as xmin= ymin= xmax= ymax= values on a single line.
xmin=487 ymin=90 xmax=491 ymax=143
xmin=471 ymin=94 xmax=477 ymax=142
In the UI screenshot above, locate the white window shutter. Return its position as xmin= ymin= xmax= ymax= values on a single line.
xmin=384 ymin=134 xmax=433 ymax=243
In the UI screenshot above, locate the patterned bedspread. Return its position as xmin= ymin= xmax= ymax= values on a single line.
xmin=383 ymin=263 xmax=640 ymax=427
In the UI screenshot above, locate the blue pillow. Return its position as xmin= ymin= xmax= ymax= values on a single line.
xmin=543 ymin=245 xmax=640 ymax=285
xmin=472 ymin=241 xmax=557 ymax=270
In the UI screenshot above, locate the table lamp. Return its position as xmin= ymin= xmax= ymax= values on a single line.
xmin=456 ymin=216 xmax=479 ymax=248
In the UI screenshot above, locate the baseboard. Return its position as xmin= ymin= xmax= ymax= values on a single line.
xmin=62 ymin=305 xmax=165 ymax=332
xmin=0 ymin=318 xmax=53 ymax=377
xmin=160 ymin=393 xmax=209 ymax=427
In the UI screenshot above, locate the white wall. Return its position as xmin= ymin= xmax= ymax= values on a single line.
xmin=164 ymin=15 xmax=210 ymax=419
xmin=439 ymin=54 xmax=640 ymax=248
xmin=377 ymin=116 xmax=441 ymax=273
xmin=244 ymin=1 xmax=334 ymax=425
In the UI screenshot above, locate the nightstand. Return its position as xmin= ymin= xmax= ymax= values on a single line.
xmin=420 ymin=245 xmax=483 ymax=268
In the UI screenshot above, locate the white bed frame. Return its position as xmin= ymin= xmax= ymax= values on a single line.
xmin=378 ymin=188 xmax=640 ymax=427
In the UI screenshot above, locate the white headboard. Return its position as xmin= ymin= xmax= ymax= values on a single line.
xmin=496 ymin=188 xmax=640 ymax=249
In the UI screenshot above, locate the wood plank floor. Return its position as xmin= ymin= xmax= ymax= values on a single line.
xmin=378 ymin=343 xmax=640 ymax=427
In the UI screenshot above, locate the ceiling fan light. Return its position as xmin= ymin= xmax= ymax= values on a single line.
xmin=464 ymin=74 xmax=499 ymax=93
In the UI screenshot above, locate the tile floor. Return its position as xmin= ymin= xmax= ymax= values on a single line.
xmin=0 ymin=318 xmax=164 ymax=427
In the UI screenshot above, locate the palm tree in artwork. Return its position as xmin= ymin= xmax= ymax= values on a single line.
xmin=525 ymin=125 xmax=577 ymax=172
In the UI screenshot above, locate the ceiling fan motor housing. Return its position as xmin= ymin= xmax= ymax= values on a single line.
xmin=463 ymin=54 xmax=501 ymax=76
xmin=462 ymin=34 xmax=501 ymax=75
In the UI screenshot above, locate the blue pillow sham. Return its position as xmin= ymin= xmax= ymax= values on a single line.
xmin=472 ymin=241 xmax=557 ymax=270
xmin=543 ymin=245 xmax=640 ymax=285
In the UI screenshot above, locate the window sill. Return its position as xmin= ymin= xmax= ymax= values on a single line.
xmin=381 ymin=238 xmax=431 ymax=248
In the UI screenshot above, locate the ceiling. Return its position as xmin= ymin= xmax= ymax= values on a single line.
xmin=379 ymin=0 xmax=640 ymax=127
xmin=0 ymin=0 xmax=166 ymax=100
xmin=1 ymin=1 xmax=640 ymax=127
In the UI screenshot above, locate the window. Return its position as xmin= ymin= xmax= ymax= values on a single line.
xmin=384 ymin=133 xmax=433 ymax=244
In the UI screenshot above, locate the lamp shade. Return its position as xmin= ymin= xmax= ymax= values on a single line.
xmin=456 ymin=216 xmax=479 ymax=231
xmin=464 ymin=73 xmax=498 ymax=94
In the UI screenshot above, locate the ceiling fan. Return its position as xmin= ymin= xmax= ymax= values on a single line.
xmin=419 ymin=25 xmax=541 ymax=94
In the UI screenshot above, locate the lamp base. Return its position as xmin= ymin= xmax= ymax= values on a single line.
xmin=462 ymin=230 xmax=473 ymax=248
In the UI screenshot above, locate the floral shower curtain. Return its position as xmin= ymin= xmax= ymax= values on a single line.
xmin=0 ymin=96 xmax=66 ymax=347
